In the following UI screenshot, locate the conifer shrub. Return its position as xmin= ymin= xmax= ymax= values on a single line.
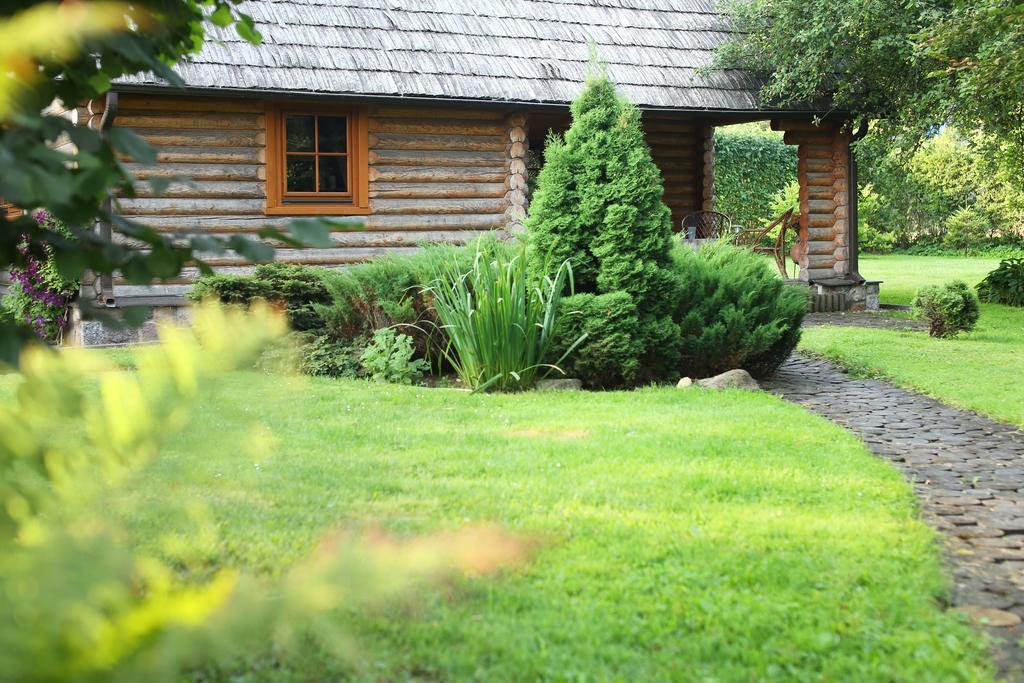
xmin=189 ymin=262 xmax=330 ymax=331
xmin=672 ymin=244 xmax=808 ymax=379
xmin=943 ymin=207 xmax=992 ymax=251
xmin=527 ymin=73 xmax=680 ymax=386
xmin=548 ymin=291 xmax=643 ymax=389
xmin=913 ymin=280 xmax=981 ymax=338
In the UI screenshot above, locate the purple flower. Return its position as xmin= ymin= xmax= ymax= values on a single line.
xmin=6 ymin=214 xmax=77 ymax=341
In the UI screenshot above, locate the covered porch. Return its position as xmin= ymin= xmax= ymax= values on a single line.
xmin=524 ymin=110 xmax=877 ymax=311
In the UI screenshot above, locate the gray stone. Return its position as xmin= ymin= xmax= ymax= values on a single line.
xmin=536 ymin=379 xmax=582 ymax=392
xmin=676 ymin=377 xmax=693 ymax=389
xmin=952 ymin=606 xmax=1023 ymax=627
xmin=696 ymin=369 xmax=760 ymax=391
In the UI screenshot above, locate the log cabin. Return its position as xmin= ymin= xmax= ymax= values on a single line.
xmin=67 ymin=0 xmax=877 ymax=344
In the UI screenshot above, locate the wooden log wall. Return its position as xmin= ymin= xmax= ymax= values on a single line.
xmin=643 ymin=114 xmax=702 ymax=230
xmin=111 ymin=95 xmax=515 ymax=297
xmin=700 ymin=125 xmax=715 ymax=212
xmin=520 ymin=110 xmax=705 ymax=232
xmin=774 ymin=119 xmax=852 ymax=282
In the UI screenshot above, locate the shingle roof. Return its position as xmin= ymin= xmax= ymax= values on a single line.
xmin=120 ymin=0 xmax=778 ymax=111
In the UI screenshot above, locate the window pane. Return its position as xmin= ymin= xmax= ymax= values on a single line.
xmin=318 ymin=116 xmax=347 ymax=153
xmin=318 ymin=156 xmax=348 ymax=193
xmin=286 ymin=156 xmax=315 ymax=192
xmin=285 ymin=115 xmax=314 ymax=152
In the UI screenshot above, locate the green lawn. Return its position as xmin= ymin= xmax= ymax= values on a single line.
xmin=92 ymin=370 xmax=991 ymax=680
xmin=860 ymin=254 xmax=1002 ymax=305
xmin=801 ymin=254 xmax=1024 ymax=427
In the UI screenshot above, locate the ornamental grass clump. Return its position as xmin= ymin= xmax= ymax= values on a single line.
xmin=425 ymin=245 xmax=580 ymax=392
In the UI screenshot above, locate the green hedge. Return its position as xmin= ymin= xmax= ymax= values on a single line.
xmin=188 ymin=262 xmax=330 ymax=332
xmin=714 ymin=126 xmax=797 ymax=230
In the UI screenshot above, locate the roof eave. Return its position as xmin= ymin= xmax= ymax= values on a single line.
xmin=111 ymin=83 xmax=841 ymax=118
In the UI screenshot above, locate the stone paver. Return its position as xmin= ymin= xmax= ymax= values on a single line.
xmin=765 ymin=354 xmax=1024 ymax=679
xmin=804 ymin=311 xmax=927 ymax=331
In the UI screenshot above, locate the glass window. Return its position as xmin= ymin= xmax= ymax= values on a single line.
xmin=282 ymin=113 xmax=349 ymax=195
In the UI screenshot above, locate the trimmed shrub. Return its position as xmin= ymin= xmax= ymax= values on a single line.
xmin=526 ymin=73 xmax=680 ymax=385
xmin=943 ymin=207 xmax=992 ymax=251
xmin=359 ymin=328 xmax=430 ymax=384
xmin=913 ymin=281 xmax=981 ymax=338
xmin=976 ymin=257 xmax=1024 ymax=307
xmin=189 ymin=262 xmax=330 ymax=331
xmin=548 ymin=291 xmax=643 ymax=389
xmin=672 ymin=244 xmax=807 ymax=379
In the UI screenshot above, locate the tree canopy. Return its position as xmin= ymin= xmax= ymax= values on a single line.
xmin=718 ymin=0 xmax=1024 ymax=157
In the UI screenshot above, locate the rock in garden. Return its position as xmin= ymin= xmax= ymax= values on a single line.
xmin=951 ymin=606 xmax=1023 ymax=627
xmin=536 ymin=379 xmax=582 ymax=392
xmin=676 ymin=377 xmax=693 ymax=389
xmin=696 ymin=369 xmax=760 ymax=391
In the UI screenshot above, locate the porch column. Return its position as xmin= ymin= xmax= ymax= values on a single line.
xmin=505 ymin=111 xmax=529 ymax=234
xmin=773 ymin=120 xmax=854 ymax=282
xmin=700 ymin=125 xmax=715 ymax=211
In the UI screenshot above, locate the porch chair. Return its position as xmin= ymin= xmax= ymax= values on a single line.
xmin=681 ymin=210 xmax=733 ymax=240
xmin=732 ymin=208 xmax=798 ymax=278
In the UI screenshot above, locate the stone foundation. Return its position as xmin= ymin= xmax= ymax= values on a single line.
xmin=811 ymin=278 xmax=881 ymax=312
xmin=66 ymin=304 xmax=191 ymax=346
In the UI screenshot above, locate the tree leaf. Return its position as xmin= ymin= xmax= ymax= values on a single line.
xmin=108 ymin=127 xmax=156 ymax=164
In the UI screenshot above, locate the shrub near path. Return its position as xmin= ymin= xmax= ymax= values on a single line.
xmin=105 ymin=371 xmax=995 ymax=682
xmin=801 ymin=255 xmax=1024 ymax=427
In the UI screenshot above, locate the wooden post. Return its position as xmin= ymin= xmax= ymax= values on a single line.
xmin=773 ymin=118 xmax=854 ymax=282
xmin=700 ymin=125 xmax=715 ymax=212
xmin=504 ymin=112 xmax=529 ymax=234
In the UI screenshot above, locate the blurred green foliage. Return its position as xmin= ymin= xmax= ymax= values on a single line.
xmin=0 ymin=301 xmax=524 ymax=681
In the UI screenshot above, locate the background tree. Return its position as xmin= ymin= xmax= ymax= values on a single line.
xmin=717 ymin=0 xmax=1024 ymax=159
xmin=527 ymin=74 xmax=681 ymax=385
xmin=0 ymin=1 xmax=333 ymax=364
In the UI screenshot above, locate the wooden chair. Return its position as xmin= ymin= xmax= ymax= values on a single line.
xmin=681 ymin=210 xmax=733 ymax=240
xmin=733 ymin=208 xmax=798 ymax=278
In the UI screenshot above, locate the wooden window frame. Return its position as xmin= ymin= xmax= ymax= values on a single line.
xmin=265 ymin=104 xmax=370 ymax=216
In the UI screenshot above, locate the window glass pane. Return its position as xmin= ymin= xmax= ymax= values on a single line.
xmin=286 ymin=156 xmax=315 ymax=192
xmin=285 ymin=115 xmax=314 ymax=152
xmin=318 ymin=156 xmax=348 ymax=193
xmin=317 ymin=116 xmax=348 ymax=153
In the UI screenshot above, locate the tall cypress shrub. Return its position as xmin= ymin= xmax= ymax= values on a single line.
xmin=527 ymin=75 xmax=680 ymax=385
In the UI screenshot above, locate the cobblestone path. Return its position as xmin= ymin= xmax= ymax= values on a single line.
xmin=765 ymin=354 xmax=1024 ymax=679
xmin=803 ymin=311 xmax=927 ymax=331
